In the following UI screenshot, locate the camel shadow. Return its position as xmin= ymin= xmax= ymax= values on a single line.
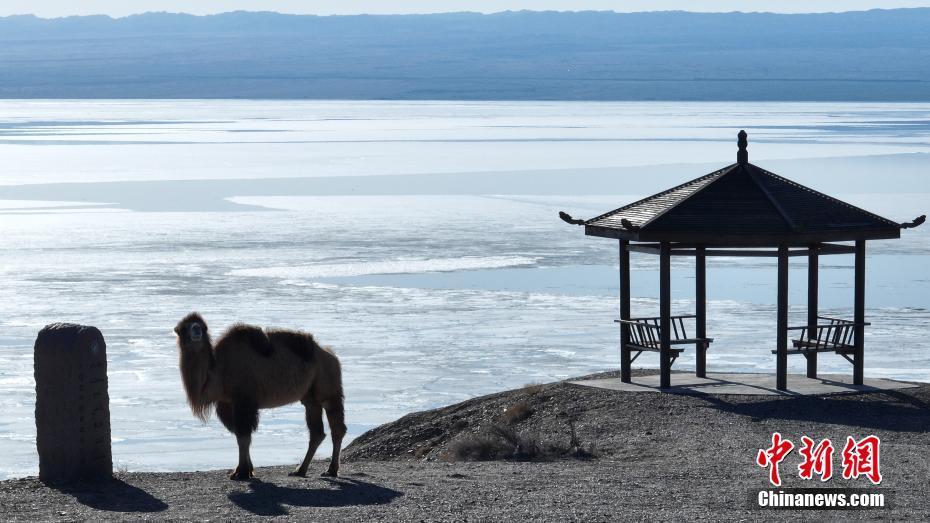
xmin=48 ymin=477 xmax=168 ymax=513
xmin=697 ymin=388 xmax=930 ymax=432
xmin=228 ymin=477 xmax=404 ymax=516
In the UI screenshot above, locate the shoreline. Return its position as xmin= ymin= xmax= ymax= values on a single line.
xmin=2 ymin=370 xmax=928 ymax=520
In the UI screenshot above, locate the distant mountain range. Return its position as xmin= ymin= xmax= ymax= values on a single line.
xmin=1 ymin=9 xmax=929 ymax=100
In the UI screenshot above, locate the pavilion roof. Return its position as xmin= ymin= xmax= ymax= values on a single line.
xmin=582 ymin=131 xmax=902 ymax=245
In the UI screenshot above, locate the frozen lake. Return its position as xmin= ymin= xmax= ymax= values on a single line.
xmin=0 ymin=100 xmax=928 ymax=479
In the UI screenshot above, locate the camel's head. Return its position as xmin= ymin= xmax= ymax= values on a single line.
xmin=175 ymin=312 xmax=214 ymax=421
xmin=175 ymin=312 xmax=210 ymax=352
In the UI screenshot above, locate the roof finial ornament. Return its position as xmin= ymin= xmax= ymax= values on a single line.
xmin=558 ymin=211 xmax=585 ymax=225
xmin=737 ymin=130 xmax=748 ymax=165
xmin=900 ymin=215 xmax=926 ymax=229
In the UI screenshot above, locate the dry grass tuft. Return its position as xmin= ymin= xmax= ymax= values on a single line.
xmin=490 ymin=425 xmax=541 ymax=458
xmin=448 ymin=421 xmax=597 ymax=462
xmin=449 ymin=432 xmax=513 ymax=461
xmin=501 ymin=400 xmax=534 ymax=424
xmin=521 ymin=382 xmax=544 ymax=396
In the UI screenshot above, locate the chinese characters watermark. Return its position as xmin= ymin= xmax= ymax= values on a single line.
xmin=757 ymin=433 xmax=882 ymax=486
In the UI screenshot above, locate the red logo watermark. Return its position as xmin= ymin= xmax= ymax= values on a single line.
xmin=841 ymin=435 xmax=882 ymax=485
xmin=756 ymin=432 xmax=795 ymax=486
xmin=798 ymin=436 xmax=834 ymax=481
xmin=757 ymin=434 xmax=882 ymax=486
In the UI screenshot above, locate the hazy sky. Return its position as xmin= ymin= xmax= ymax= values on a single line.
xmin=3 ymin=1 xmax=930 ymax=18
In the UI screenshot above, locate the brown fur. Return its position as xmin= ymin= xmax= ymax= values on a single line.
xmin=175 ymin=312 xmax=346 ymax=479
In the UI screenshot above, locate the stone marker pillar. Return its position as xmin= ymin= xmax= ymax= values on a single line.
xmin=34 ymin=323 xmax=112 ymax=483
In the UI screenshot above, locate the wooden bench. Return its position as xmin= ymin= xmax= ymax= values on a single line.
xmin=614 ymin=314 xmax=714 ymax=365
xmin=774 ymin=316 xmax=869 ymax=364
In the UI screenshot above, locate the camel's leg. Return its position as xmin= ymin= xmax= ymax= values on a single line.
xmin=216 ymin=401 xmax=234 ymax=433
xmin=232 ymin=434 xmax=254 ymax=481
xmin=230 ymin=399 xmax=259 ymax=480
xmin=290 ymin=402 xmax=325 ymax=477
xmin=323 ymin=398 xmax=347 ymax=477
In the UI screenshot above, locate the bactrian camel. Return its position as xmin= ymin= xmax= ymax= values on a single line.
xmin=175 ymin=312 xmax=346 ymax=480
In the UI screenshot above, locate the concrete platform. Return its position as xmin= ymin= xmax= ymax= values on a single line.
xmin=569 ymin=372 xmax=921 ymax=396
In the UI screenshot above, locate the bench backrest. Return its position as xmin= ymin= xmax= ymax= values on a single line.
xmin=795 ymin=316 xmax=868 ymax=349
xmin=619 ymin=315 xmax=695 ymax=347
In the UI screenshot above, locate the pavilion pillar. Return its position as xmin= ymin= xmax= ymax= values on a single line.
xmin=854 ymin=240 xmax=866 ymax=385
xmin=695 ymin=245 xmax=707 ymax=378
xmin=806 ymin=245 xmax=819 ymax=378
xmin=776 ymin=244 xmax=789 ymax=391
xmin=659 ymin=242 xmax=672 ymax=389
xmin=619 ymin=240 xmax=632 ymax=383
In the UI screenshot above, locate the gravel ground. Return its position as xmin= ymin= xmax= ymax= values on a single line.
xmin=1 ymin=370 xmax=927 ymax=521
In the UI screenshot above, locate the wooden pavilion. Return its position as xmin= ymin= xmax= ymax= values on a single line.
xmin=561 ymin=131 xmax=924 ymax=390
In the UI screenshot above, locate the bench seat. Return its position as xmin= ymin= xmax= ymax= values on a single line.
xmin=626 ymin=343 xmax=686 ymax=354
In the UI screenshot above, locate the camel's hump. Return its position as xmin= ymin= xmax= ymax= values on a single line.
xmin=266 ymin=329 xmax=316 ymax=363
xmin=218 ymin=323 xmax=274 ymax=357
